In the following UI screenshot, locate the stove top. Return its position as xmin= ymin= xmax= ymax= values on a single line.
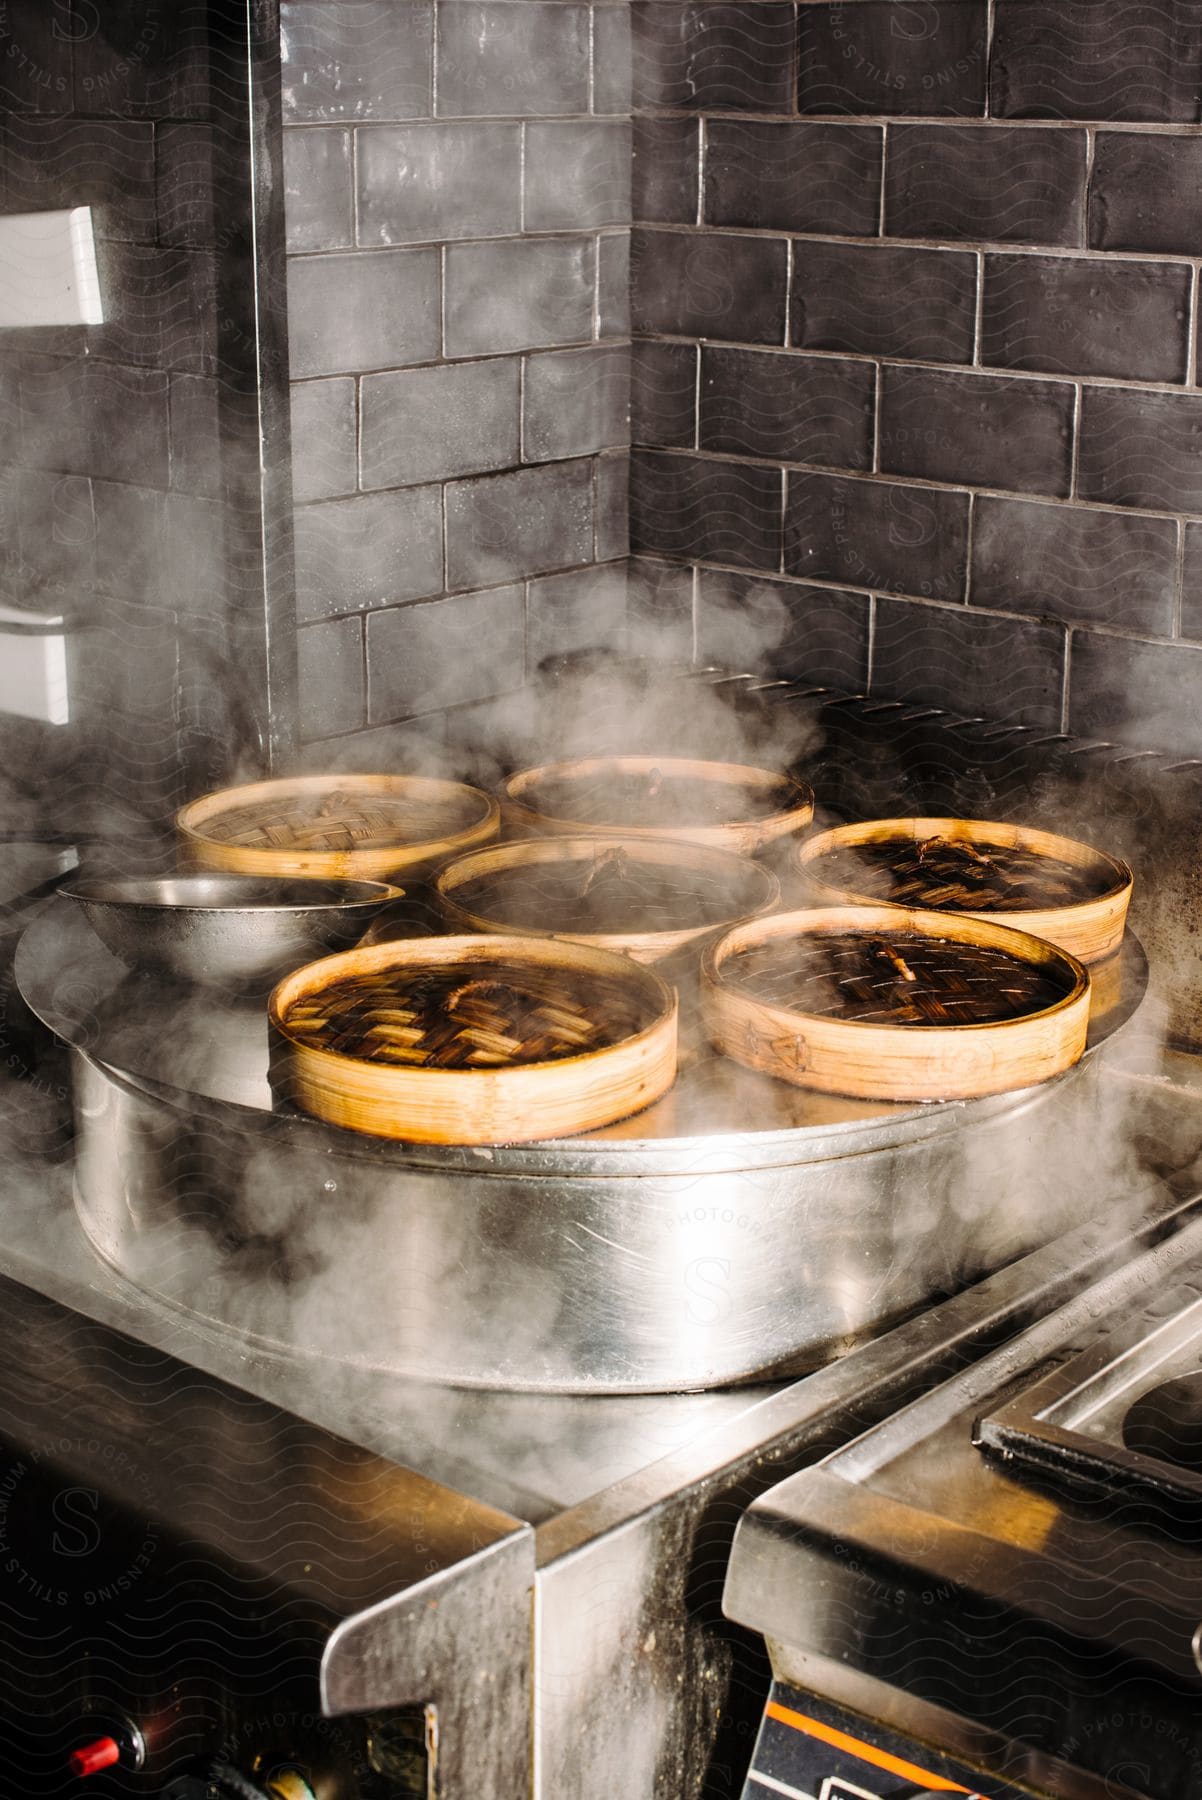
xmin=725 ymin=1204 xmax=1202 ymax=1800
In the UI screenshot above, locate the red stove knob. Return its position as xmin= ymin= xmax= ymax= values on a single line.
xmin=69 ymin=1736 xmax=121 ymax=1779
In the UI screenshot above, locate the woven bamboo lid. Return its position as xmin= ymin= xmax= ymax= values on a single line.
xmin=701 ymin=905 xmax=1090 ymax=1102
xmin=177 ymin=773 xmax=499 ymax=881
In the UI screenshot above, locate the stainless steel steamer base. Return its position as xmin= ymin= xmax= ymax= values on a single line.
xmin=17 ymin=902 xmax=1148 ymax=1393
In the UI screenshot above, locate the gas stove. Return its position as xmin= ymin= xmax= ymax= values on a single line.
xmin=725 ymin=1204 xmax=1202 ymax=1800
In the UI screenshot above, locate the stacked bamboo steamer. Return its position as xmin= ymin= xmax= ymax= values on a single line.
xmin=180 ymin=757 xmax=813 ymax=1143
xmin=178 ymin=763 xmax=1131 ymax=1123
xmin=700 ymin=814 xmax=1133 ymax=1103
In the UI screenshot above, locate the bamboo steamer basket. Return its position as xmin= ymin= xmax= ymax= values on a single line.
xmin=500 ymin=755 xmax=814 ymax=854
xmin=433 ymin=835 xmax=781 ymax=965
xmin=177 ymin=774 xmax=499 ymax=882
xmin=269 ymin=934 xmax=678 ymax=1145
xmin=701 ymin=905 xmax=1090 ymax=1104
xmin=796 ymin=816 xmax=1132 ymax=965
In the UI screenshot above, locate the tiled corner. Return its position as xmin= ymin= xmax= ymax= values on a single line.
xmin=697 ymin=568 xmax=871 ymax=689
xmin=527 ymin=564 xmax=628 ymax=664
xmin=626 ymin=555 xmax=695 ymax=661
xmin=523 ymin=345 xmax=630 ymax=462
xmin=632 ymin=117 xmax=699 ymax=226
xmin=631 ymin=341 xmax=697 ymax=449
xmin=629 ymin=450 xmax=781 ymax=571
xmin=631 ymin=228 xmax=787 ymax=343
xmin=631 ymin=3 xmax=798 ymax=112
xmin=524 ymin=121 xmax=632 ymax=232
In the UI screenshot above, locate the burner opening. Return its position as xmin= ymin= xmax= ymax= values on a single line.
xmin=1122 ymin=1373 xmax=1202 ymax=1472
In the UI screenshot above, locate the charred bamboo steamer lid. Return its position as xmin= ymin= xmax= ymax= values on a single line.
xmin=433 ymin=835 xmax=782 ymax=964
xmin=269 ymin=934 xmax=678 ymax=1144
xmin=177 ymin=773 xmax=500 ymax=882
xmin=796 ymin=816 xmax=1132 ymax=965
xmin=499 ymin=755 xmax=814 ymax=854
xmin=701 ymin=905 xmax=1090 ymax=1103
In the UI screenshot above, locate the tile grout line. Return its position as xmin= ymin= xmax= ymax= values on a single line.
xmin=1069 ymin=383 xmax=1082 ymax=499
xmin=587 ymin=2 xmax=595 ymax=115
xmin=877 ymin=120 xmax=888 ymax=235
xmin=1173 ymin=517 xmax=1185 ymax=637
xmin=865 ymin=593 xmax=877 ymax=692
xmin=518 ymin=121 xmax=527 ymax=234
xmin=1188 ymin=264 xmax=1200 ymax=387
xmin=693 ymin=341 xmax=701 ymax=451
xmin=962 ymin=491 xmax=975 ymax=604
xmin=430 ymin=0 xmax=439 ymax=117
xmin=1082 ymin=126 xmax=1095 ymax=248
xmin=972 ymin=251 xmax=984 ymax=367
xmin=1060 ymin=627 xmax=1072 ymax=733
xmin=312 ymin=557 xmax=1202 ymax=653
xmin=783 ymin=237 xmax=794 ymax=349
xmin=697 ymin=115 xmax=706 ymax=229
xmin=351 ymin=125 xmax=361 ymax=251
xmin=870 ymin=363 xmax=881 ymax=473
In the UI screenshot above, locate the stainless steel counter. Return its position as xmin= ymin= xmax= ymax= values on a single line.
xmin=5 ymin=904 xmax=1202 ymax=1796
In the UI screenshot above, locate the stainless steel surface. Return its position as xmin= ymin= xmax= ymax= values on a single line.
xmin=0 ymin=1267 xmax=532 ymax=1799
xmin=59 ymin=873 xmax=398 ymax=987
xmin=16 ymin=900 xmax=1152 ymax=1391
xmin=724 ymin=1205 xmax=1202 ymax=1800
xmin=3 ymin=1049 xmax=1200 ymax=1799
xmin=977 ymin=1290 xmax=1202 ymax=1505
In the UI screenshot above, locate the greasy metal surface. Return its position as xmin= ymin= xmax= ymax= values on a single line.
xmin=724 ymin=1211 xmax=1202 ymax=1799
xmin=18 ymin=902 xmax=1151 ymax=1391
xmin=2 ymin=1044 xmax=1201 ymax=1799
xmin=59 ymin=874 xmax=398 ymax=986
xmin=0 ymin=1270 xmax=533 ymax=1799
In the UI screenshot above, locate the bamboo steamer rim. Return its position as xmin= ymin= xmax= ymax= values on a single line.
xmin=270 ymin=932 xmax=677 ymax=1078
xmin=177 ymin=773 xmax=500 ymax=873
xmin=500 ymin=755 xmax=814 ymax=842
xmin=796 ymin=815 xmax=1132 ymax=905
xmin=702 ymin=904 xmax=1090 ymax=1034
xmin=433 ymin=833 xmax=782 ymax=956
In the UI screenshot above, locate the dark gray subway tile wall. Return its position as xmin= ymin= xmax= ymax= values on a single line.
xmin=282 ymin=0 xmax=635 ymax=741
xmin=627 ymin=0 xmax=1202 ymax=756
